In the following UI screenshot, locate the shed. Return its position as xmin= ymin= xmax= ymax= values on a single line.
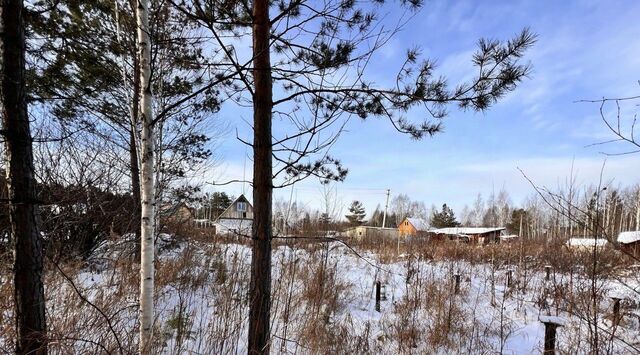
xmin=345 ymin=226 xmax=399 ymax=240
xmin=160 ymin=202 xmax=193 ymax=224
xmin=617 ymin=231 xmax=640 ymax=258
xmin=428 ymin=227 xmax=505 ymax=244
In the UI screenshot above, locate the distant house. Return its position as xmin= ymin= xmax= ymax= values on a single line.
xmin=398 ymin=217 xmax=430 ymax=236
xmin=160 ymin=202 xmax=193 ymax=224
xmin=214 ymin=194 xmax=253 ymax=236
xmin=428 ymin=227 xmax=506 ymax=244
xmin=344 ymin=226 xmax=399 ymax=240
xmin=617 ymin=231 xmax=640 ymax=258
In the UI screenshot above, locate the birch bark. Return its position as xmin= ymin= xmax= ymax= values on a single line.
xmin=136 ymin=0 xmax=155 ymax=351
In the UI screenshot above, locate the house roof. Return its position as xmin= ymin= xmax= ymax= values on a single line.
xmin=159 ymin=201 xmax=192 ymax=217
xmin=617 ymin=231 xmax=640 ymax=244
xmin=406 ymin=218 xmax=429 ymax=231
xmin=430 ymin=227 xmax=505 ymax=235
xmin=216 ymin=194 xmax=252 ymax=221
xmin=347 ymin=226 xmax=397 ymax=231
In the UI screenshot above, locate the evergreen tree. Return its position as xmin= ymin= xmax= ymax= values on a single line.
xmin=27 ymin=0 xmax=222 ymax=243
xmin=431 ymin=204 xmax=460 ymax=228
xmin=369 ymin=205 xmax=383 ymax=226
xmin=345 ymin=200 xmax=367 ymax=226
xmin=507 ymin=208 xmax=531 ymax=238
xmin=2 ymin=0 xmax=48 ymax=351
xmin=211 ymin=192 xmax=233 ymax=218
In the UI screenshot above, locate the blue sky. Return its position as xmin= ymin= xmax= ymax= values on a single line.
xmin=205 ymin=0 xmax=640 ymax=217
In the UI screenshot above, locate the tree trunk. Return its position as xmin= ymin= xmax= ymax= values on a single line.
xmin=1 ymin=0 xmax=48 ymax=353
xmin=129 ymin=128 xmax=142 ymax=258
xmin=114 ymin=0 xmax=142 ymax=253
xmin=136 ymin=0 xmax=155 ymax=351
xmin=248 ymin=0 xmax=273 ymax=353
xmin=130 ymin=41 xmax=142 ymax=258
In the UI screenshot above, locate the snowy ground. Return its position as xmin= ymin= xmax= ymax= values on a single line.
xmin=1 ymin=237 xmax=639 ymax=354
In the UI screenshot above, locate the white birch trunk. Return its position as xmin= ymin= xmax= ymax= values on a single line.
xmin=136 ymin=0 xmax=155 ymax=351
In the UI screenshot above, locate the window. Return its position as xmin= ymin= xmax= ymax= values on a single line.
xmin=237 ymin=202 xmax=247 ymax=212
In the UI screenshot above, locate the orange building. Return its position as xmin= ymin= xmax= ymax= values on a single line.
xmin=398 ymin=217 xmax=429 ymax=236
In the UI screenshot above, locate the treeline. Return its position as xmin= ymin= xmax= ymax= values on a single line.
xmin=270 ymin=183 xmax=640 ymax=239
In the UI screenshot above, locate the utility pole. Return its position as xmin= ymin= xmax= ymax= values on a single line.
xmin=519 ymin=213 xmax=523 ymax=236
xmin=382 ymin=189 xmax=390 ymax=228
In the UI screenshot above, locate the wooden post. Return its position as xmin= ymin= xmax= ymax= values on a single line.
xmin=507 ymin=269 xmax=513 ymax=288
xmin=545 ymin=265 xmax=552 ymax=281
xmin=540 ymin=316 xmax=565 ymax=355
xmin=543 ymin=322 xmax=558 ymax=354
xmin=612 ymin=297 xmax=621 ymax=326
xmin=375 ymin=281 xmax=381 ymax=312
xmin=454 ymin=274 xmax=461 ymax=294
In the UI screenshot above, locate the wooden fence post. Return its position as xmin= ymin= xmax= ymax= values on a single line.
xmin=612 ymin=297 xmax=622 ymax=326
xmin=540 ymin=316 xmax=565 ymax=355
xmin=545 ymin=265 xmax=552 ymax=281
xmin=375 ymin=281 xmax=381 ymax=312
xmin=507 ymin=269 xmax=513 ymax=288
xmin=454 ymin=273 xmax=461 ymax=294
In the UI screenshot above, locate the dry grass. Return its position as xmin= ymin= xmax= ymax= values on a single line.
xmin=1 ymin=230 xmax=638 ymax=354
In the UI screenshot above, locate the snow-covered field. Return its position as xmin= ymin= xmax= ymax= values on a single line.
xmin=1 ymin=237 xmax=639 ymax=354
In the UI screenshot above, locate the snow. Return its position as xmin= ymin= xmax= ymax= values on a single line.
xmin=617 ymin=231 xmax=640 ymax=244
xmin=4 ymin=237 xmax=640 ymax=354
xmin=214 ymin=218 xmax=252 ymax=235
xmin=500 ymin=234 xmax=520 ymax=241
xmin=608 ymin=279 xmax=640 ymax=300
xmin=539 ymin=315 xmax=567 ymax=326
xmin=566 ymin=238 xmax=608 ymax=247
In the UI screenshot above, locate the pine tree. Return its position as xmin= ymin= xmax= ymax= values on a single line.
xmin=173 ymin=1 xmax=535 ymax=351
xmin=369 ymin=205 xmax=383 ymax=227
xmin=27 ymin=0 xmax=221 ymax=246
xmin=210 ymin=192 xmax=233 ymax=219
xmin=346 ymin=201 xmax=367 ymax=226
xmin=431 ymin=204 xmax=460 ymax=228
xmin=2 ymin=0 xmax=48 ymax=351
xmin=507 ymin=208 xmax=530 ymax=237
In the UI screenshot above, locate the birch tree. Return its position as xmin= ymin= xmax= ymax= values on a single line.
xmin=28 ymin=0 xmax=223 ymax=254
xmin=1 ymin=0 xmax=48 ymax=352
xmin=135 ymin=0 xmax=156 ymax=350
